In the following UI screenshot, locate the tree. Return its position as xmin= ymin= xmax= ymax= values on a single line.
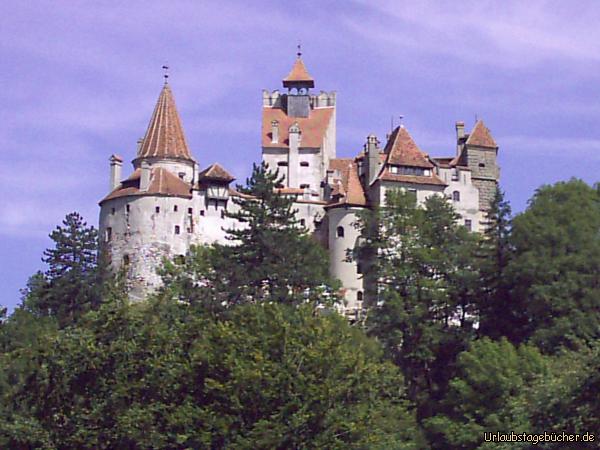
xmin=362 ymin=190 xmax=481 ymax=421
xmin=477 ymin=188 xmax=524 ymax=342
xmin=508 ymin=179 xmax=600 ymax=352
xmin=0 ymin=295 xmax=423 ymax=449
xmin=167 ymin=162 xmax=336 ymax=308
xmin=424 ymin=338 xmax=547 ymax=449
xmin=20 ymin=212 xmax=104 ymax=326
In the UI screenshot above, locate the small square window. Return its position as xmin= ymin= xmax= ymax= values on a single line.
xmin=188 ymin=207 xmax=193 ymax=214
xmin=174 ymin=205 xmax=178 ymax=212
xmin=200 ymin=210 xmax=205 ymax=216
xmin=300 ymin=219 xmax=306 ymax=227
xmin=155 ymin=206 xmax=160 ymax=213
xmin=174 ymin=225 xmax=180 ymax=234
xmin=465 ymin=219 xmax=472 ymax=231
xmin=178 ymin=172 xmax=185 ymax=179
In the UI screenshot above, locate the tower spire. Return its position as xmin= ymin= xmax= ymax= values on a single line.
xmin=136 ymin=83 xmax=194 ymax=162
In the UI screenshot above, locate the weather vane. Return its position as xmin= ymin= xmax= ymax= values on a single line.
xmin=162 ymin=64 xmax=169 ymax=83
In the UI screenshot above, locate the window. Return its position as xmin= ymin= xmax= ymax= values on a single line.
xmin=390 ymin=165 xmax=399 ymax=174
xmin=277 ymin=161 xmax=288 ymax=167
xmin=155 ymin=206 xmax=160 ymax=213
xmin=178 ymin=172 xmax=185 ymax=179
xmin=300 ymin=161 xmax=309 ymax=167
xmin=123 ymin=254 xmax=130 ymax=266
xmin=479 ymin=163 xmax=486 ymax=168
xmin=300 ymin=218 xmax=306 ymax=227
xmin=451 ymin=170 xmax=459 ymax=181
xmin=465 ymin=219 xmax=472 ymax=231
xmin=105 ymin=227 xmax=112 ymax=242
xmin=200 ymin=210 xmax=205 ymax=216
xmin=174 ymin=205 xmax=178 ymax=212
xmin=357 ymin=291 xmax=364 ymax=302
xmin=424 ymin=169 xmax=431 ymax=176
xmin=126 ymin=204 xmax=130 ymax=213
xmin=174 ymin=225 xmax=180 ymax=234
xmin=453 ymin=191 xmax=460 ymax=202
xmin=188 ymin=207 xmax=193 ymax=214
xmin=111 ymin=207 xmax=115 ymax=215
xmin=336 ymin=226 xmax=344 ymax=238
xmin=300 ymin=184 xmax=310 ymax=189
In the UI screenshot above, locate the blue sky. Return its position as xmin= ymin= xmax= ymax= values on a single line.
xmin=1 ymin=1 xmax=599 ymax=311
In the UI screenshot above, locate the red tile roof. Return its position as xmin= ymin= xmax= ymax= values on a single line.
xmin=466 ymin=120 xmax=497 ymax=148
xmin=100 ymin=167 xmax=192 ymax=204
xmin=327 ymin=160 xmax=367 ymax=208
xmin=283 ymin=57 xmax=315 ymax=88
xmin=198 ymin=163 xmax=235 ymax=183
xmin=383 ymin=126 xmax=433 ymax=168
xmin=262 ymin=107 xmax=334 ymax=148
xmin=137 ymin=84 xmax=195 ymax=161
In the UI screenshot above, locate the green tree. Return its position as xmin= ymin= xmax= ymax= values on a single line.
xmin=425 ymin=338 xmax=547 ymax=449
xmin=477 ymin=188 xmax=524 ymax=342
xmin=0 ymin=295 xmax=422 ymax=449
xmin=363 ymin=190 xmax=481 ymax=421
xmin=508 ymin=179 xmax=600 ymax=352
xmin=21 ymin=212 xmax=103 ymax=326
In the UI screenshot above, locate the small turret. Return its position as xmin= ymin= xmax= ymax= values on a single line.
xmin=283 ymin=47 xmax=314 ymax=118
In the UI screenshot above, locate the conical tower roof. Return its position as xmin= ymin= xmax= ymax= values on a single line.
xmin=137 ymin=83 xmax=195 ymax=161
xmin=466 ymin=120 xmax=497 ymax=148
xmin=283 ymin=57 xmax=315 ymax=88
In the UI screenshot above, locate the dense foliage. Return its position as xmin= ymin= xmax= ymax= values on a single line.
xmin=1 ymin=178 xmax=598 ymax=448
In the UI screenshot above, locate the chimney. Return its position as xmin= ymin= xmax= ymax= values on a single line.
xmin=366 ymin=134 xmax=380 ymax=185
xmin=455 ymin=121 xmax=465 ymax=156
xmin=271 ymin=120 xmax=279 ymax=144
xmin=140 ymin=161 xmax=151 ymax=191
xmin=287 ymin=122 xmax=301 ymax=188
xmin=109 ymin=154 xmax=123 ymax=191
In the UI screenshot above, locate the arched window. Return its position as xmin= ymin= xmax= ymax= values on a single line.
xmin=453 ymin=191 xmax=460 ymax=201
xmin=336 ymin=226 xmax=344 ymax=238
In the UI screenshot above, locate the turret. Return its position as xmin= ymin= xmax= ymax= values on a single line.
xmin=282 ymin=49 xmax=314 ymax=118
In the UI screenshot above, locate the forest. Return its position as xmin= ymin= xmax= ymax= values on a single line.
xmin=1 ymin=164 xmax=598 ymax=449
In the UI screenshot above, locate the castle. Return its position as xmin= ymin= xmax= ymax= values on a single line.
xmin=99 ymin=54 xmax=500 ymax=314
